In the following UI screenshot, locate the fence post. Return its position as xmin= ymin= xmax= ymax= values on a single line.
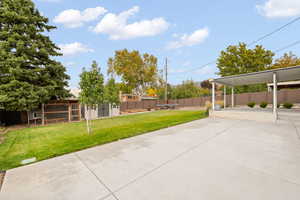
xmin=42 ymin=103 xmax=45 ymax=125
xmin=79 ymin=104 xmax=82 ymax=121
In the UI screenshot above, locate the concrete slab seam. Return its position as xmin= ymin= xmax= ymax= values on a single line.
xmin=108 ymin=121 xmax=239 ymax=196
xmin=214 ymin=149 xmax=300 ymax=187
xmin=74 ymin=153 xmax=120 ymax=200
xmin=288 ymin=117 xmax=300 ymax=140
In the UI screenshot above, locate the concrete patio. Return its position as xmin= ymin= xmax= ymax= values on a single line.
xmin=1 ymin=114 xmax=300 ymax=200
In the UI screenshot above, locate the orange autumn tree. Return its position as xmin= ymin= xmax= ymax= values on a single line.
xmin=107 ymin=49 xmax=159 ymax=96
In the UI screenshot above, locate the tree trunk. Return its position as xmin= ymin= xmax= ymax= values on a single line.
xmin=88 ymin=107 xmax=92 ymax=134
xmin=27 ymin=111 xmax=30 ymax=127
xmin=85 ymin=105 xmax=90 ymax=134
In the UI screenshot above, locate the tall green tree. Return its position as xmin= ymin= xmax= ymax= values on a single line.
xmin=108 ymin=49 xmax=159 ymax=96
xmin=217 ymin=43 xmax=274 ymax=93
xmin=79 ymin=61 xmax=104 ymax=133
xmin=104 ymin=77 xmax=120 ymax=105
xmin=157 ymin=83 xmax=172 ymax=100
xmin=171 ymin=80 xmax=201 ymax=99
xmin=200 ymin=80 xmax=212 ymax=89
xmin=217 ymin=43 xmax=274 ymax=76
xmin=272 ymin=52 xmax=300 ymax=69
xmin=0 ymin=0 xmax=70 ymax=113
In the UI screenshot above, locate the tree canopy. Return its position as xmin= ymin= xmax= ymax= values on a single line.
xmin=107 ymin=49 xmax=159 ymax=96
xmin=157 ymin=80 xmax=210 ymax=100
xmin=217 ymin=43 xmax=274 ymax=77
xmin=0 ymin=0 xmax=70 ymax=111
xmin=200 ymin=80 xmax=212 ymax=89
xmin=272 ymin=52 xmax=300 ymax=69
xmin=79 ymin=61 xmax=104 ymax=107
xmin=104 ymin=77 xmax=120 ymax=105
xmin=216 ymin=43 xmax=275 ymax=93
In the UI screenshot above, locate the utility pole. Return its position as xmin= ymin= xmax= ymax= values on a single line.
xmin=164 ymin=58 xmax=168 ymax=104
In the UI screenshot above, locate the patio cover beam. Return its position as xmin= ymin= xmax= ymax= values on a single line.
xmin=211 ymin=65 xmax=300 ymax=121
xmin=213 ymin=65 xmax=300 ymax=86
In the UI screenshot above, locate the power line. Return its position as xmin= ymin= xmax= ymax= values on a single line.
xmin=274 ymin=39 xmax=300 ymax=53
xmin=169 ymin=16 xmax=300 ymax=77
xmin=182 ymin=61 xmax=216 ymax=74
xmin=170 ymin=39 xmax=300 ymax=79
xmin=247 ymin=16 xmax=300 ymax=46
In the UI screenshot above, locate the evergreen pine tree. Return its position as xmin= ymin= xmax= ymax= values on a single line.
xmin=0 ymin=0 xmax=70 ymax=112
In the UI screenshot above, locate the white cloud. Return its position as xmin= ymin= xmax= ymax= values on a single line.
xmin=195 ymin=65 xmax=216 ymax=76
xmin=63 ymin=62 xmax=75 ymax=67
xmin=93 ymin=6 xmax=169 ymax=40
xmin=169 ymin=68 xmax=187 ymax=74
xmin=257 ymin=0 xmax=300 ymax=18
xmin=38 ymin=0 xmax=61 ymax=2
xmin=183 ymin=61 xmax=191 ymax=67
xmin=54 ymin=7 xmax=107 ymax=28
xmin=167 ymin=28 xmax=209 ymax=49
xmin=59 ymin=42 xmax=94 ymax=56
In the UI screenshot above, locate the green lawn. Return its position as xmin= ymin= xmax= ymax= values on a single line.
xmin=0 ymin=110 xmax=207 ymax=170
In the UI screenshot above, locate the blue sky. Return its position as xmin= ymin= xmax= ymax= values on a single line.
xmin=33 ymin=0 xmax=300 ymax=88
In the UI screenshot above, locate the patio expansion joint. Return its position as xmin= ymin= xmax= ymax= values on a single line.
xmin=108 ymin=120 xmax=239 ymax=195
xmin=74 ymin=153 xmax=120 ymax=200
xmin=287 ymin=117 xmax=300 ymax=140
xmin=213 ymin=150 xmax=300 ymax=187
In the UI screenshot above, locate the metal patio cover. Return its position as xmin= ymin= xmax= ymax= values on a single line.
xmin=213 ymin=65 xmax=300 ymax=86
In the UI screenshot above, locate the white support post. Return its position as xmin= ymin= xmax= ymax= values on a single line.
xmin=231 ymin=87 xmax=234 ymax=108
xmin=212 ymin=82 xmax=215 ymax=111
xmin=224 ymin=86 xmax=226 ymax=109
xmin=273 ymin=72 xmax=278 ymax=121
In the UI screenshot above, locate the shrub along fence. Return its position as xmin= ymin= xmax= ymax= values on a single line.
xmin=120 ymin=89 xmax=300 ymax=111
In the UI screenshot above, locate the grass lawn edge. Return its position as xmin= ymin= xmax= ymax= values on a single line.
xmin=0 ymin=110 xmax=208 ymax=170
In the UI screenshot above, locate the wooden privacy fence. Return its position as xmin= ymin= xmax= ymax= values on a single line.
xmin=28 ymin=100 xmax=81 ymax=125
xmin=42 ymin=102 xmax=81 ymax=124
xmin=120 ymin=89 xmax=300 ymax=111
xmin=224 ymin=89 xmax=300 ymax=107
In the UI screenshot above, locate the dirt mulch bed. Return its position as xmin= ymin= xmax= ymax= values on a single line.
xmin=0 ymin=171 xmax=5 ymax=192
xmin=121 ymin=109 xmax=149 ymax=114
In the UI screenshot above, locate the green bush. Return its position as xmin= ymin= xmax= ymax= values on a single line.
xmin=283 ymin=102 xmax=293 ymax=109
xmin=277 ymin=104 xmax=281 ymax=108
xmin=205 ymin=108 xmax=210 ymax=116
xmin=247 ymin=102 xmax=256 ymax=108
xmin=260 ymin=102 xmax=268 ymax=108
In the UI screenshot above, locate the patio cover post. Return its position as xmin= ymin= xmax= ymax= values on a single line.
xmin=273 ymin=72 xmax=278 ymax=120
xmin=212 ymin=82 xmax=215 ymax=111
xmin=224 ymin=86 xmax=226 ymax=108
xmin=231 ymin=87 xmax=234 ymax=108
